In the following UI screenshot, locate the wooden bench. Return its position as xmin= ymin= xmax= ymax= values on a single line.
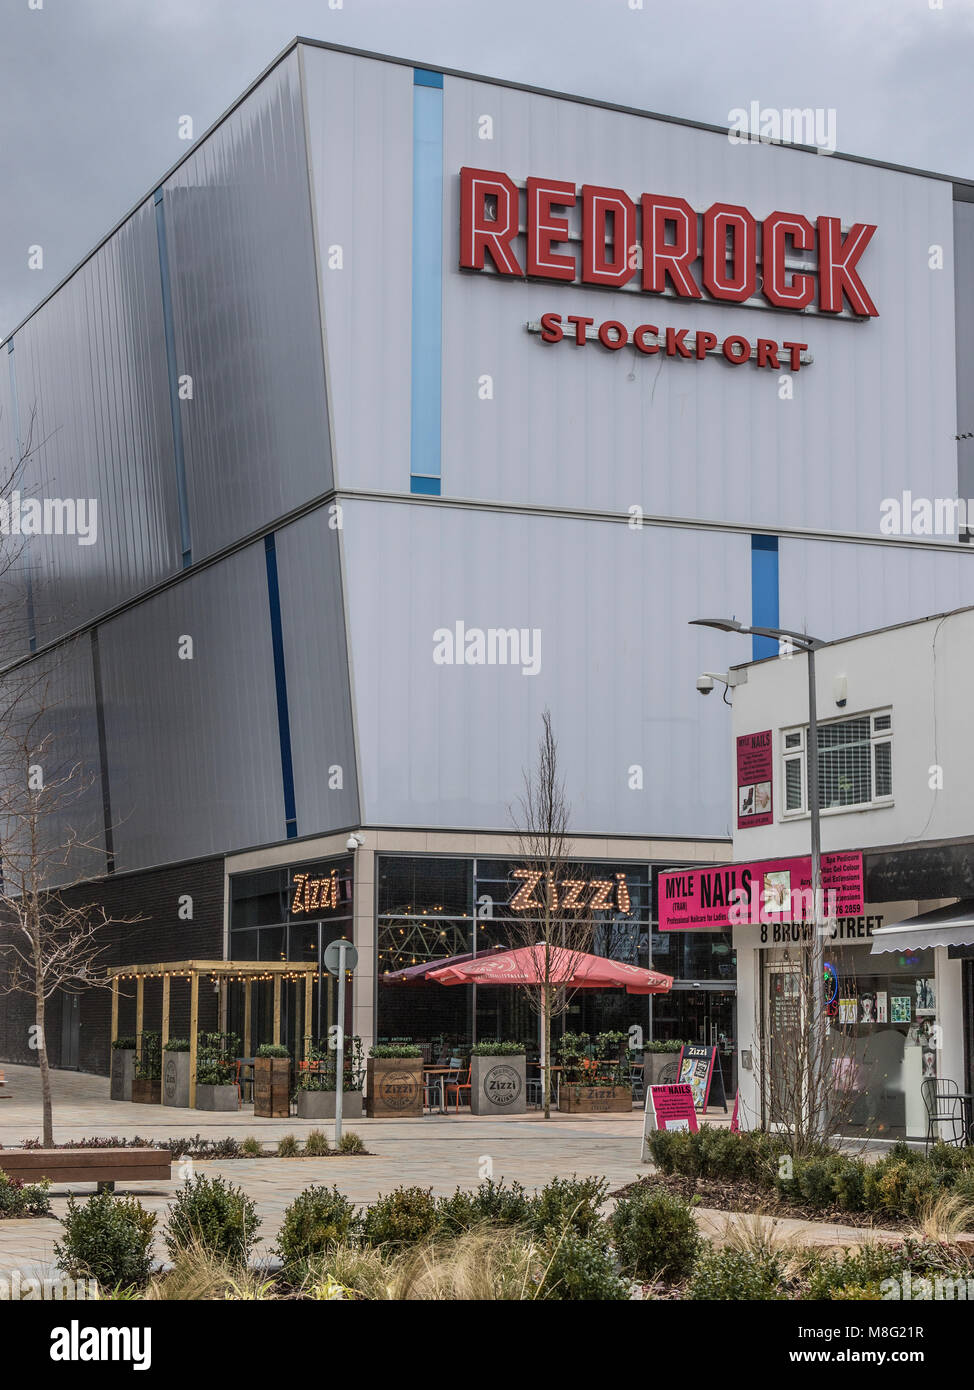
xmin=0 ymin=1148 xmax=172 ymax=1193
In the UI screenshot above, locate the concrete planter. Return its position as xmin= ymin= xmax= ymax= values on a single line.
xmin=645 ymin=1052 xmax=682 ymax=1087
xmin=470 ymin=1055 xmax=526 ymax=1115
xmin=110 ymin=1049 xmax=135 ymax=1102
xmin=254 ymin=1057 xmax=291 ymax=1118
xmin=366 ymin=1057 xmax=423 ymax=1118
xmin=131 ymin=1078 xmax=161 ymax=1105
xmin=163 ymin=1052 xmax=191 ymax=1107
xmin=296 ymin=1089 xmax=363 ymax=1120
xmin=195 ymin=1083 xmax=239 ymax=1112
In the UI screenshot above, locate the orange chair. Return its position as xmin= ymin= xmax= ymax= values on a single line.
xmin=444 ymin=1063 xmax=472 ymax=1113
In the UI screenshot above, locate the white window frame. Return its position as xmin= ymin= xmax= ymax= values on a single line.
xmin=781 ymin=709 xmax=893 ymax=819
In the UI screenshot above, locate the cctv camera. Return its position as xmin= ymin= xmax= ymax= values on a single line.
xmin=346 ymin=833 xmax=364 ymax=851
xmin=696 ymin=675 xmax=714 ymax=696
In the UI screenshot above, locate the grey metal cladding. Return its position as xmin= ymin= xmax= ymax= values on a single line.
xmin=301 ymin=46 xmax=413 ymax=490
xmin=439 ymin=78 xmax=956 ymax=534
xmin=955 ymin=201 xmax=974 ymax=500
xmin=273 ymin=506 xmax=360 ymax=831
xmin=161 ymin=49 xmax=332 ymax=559
xmin=97 ymin=544 xmax=284 ymax=873
xmin=779 ymin=536 xmax=974 ymax=641
xmin=340 ymin=498 xmax=750 ymax=838
xmin=0 ymin=637 xmax=106 ymax=888
xmin=0 ymin=361 xmax=32 ymax=658
xmin=10 ymin=199 xmax=181 ymax=646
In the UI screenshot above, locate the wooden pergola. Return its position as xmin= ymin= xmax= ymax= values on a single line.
xmin=107 ymin=960 xmax=320 ymax=1108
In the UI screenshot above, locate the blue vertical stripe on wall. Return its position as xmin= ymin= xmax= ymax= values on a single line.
xmin=7 ymin=338 xmax=37 ymax=651
xmin=264 ymin=534 xmax=298 ymax=839
xmin=153 ymin=187 xmax=193 ymax=567
xmin=410 ymin=69 xmax=443 ymax=496
xmin=751 ymin=534 xmax=780 ymax=660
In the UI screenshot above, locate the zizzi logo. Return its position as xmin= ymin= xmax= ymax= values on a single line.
xmin=433 ymin=621 xmax=541 ymax=676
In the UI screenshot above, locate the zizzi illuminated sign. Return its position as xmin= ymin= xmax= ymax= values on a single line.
xmin=509 ymin=868 xmax=632 ymax=914
xmin=290 ymin=869 xmax=339 ymax=914
xmin=459 ymin=167 xmax=879 ymax=318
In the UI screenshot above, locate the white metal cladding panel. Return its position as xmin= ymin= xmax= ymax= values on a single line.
xmin=954 ymin=200 xmax=974 ymax=498
xmin=439 ymin=78 xmax=956 ymax=535
xmin=273 ymin=506 xmax=360 ymax=831
xmin=778 ymin=537 xmax=974 ymax=639
xmin=10 ymin=198 xmax=180 ymax=645
xmin=162 ymin=50 xmax=331 ymax=558
xmin=0 ymin=639 xmax=106 ymax=889
xmin=302 ymin=47 xmax=413 ymax=491
xmin=341 ymin=498 xmax=749 ymax=837
xmin=97 ymin=546 xmax=284 ymax=873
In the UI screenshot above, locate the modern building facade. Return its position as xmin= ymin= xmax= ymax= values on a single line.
xmin=2 ymin=37 xmax=974 ymax=1075
xmin=726 ymin=605 xmax=974 ymax=1139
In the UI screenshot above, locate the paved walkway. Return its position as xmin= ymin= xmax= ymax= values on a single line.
xmin=0 ymin=1063 xmax=901 ymax=1278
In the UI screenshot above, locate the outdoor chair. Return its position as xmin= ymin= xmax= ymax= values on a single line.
xmin=921 ymin=1077 xmax=967 ymax=1151
xmin=630 ymin=1063 xmax=645 ymax=1103
xmin=444 ymin=1063 xmax=472 ymax=1113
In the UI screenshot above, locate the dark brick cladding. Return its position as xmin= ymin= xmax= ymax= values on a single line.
xmin=0 ymin=856 xmax=224 ymax=1077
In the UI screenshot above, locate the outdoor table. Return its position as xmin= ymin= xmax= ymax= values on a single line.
xmin=959 ymin=1091 xmax=974 ymax=1144
xmin=423 ymin=1067 xmax=452 ymax=1114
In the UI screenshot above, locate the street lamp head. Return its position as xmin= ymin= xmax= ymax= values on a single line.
xmin=689 ymin=618 xmax=745 ymax=634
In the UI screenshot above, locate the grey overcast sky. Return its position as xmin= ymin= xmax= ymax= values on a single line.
xmin=1 ymin=0 xmax=971 ymax=333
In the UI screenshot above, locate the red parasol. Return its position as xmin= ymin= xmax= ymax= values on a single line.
xmin=428 ymin=944 xmax=672 ymax=995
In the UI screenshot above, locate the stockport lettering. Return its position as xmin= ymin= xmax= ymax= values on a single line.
xmin=538 ymin=314 xmax=808 ymax=370
xmin=459 ymin=168 xmax=879 ymax=317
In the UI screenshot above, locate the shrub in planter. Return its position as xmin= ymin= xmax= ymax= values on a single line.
xmin=610 ymin=1184 xmax=701 ymax=1280
xmin=275 ymin=1185 xmax=358 ymax=1281
xmin=528 ymin=1175 xmax=608 ymax=1239
xmin=688 ymin=1247 xmax=785 ymax=1300
xmin=0 ymin=1171 xmax=51 ymax=1218
xmin=538 ymin=1228 xmax=630 ymax=1301
xmin=437 ymin=1178 xmax=533 ymax=1233
xmin=54 ymin=1192 xmax=156 ymax=1290
xmin=296 ymin=1037 xmax=365 ymax=1119
xmin=164 ymin=1174 xmax=260 ymax=1268
xmin=360 ymin=1185 xmax=440 ymax=1248
xmin=195 ymin=1032 xmax=241 ymax=1111
xmin=469 ymin=1043 xmax=526 ymax=1116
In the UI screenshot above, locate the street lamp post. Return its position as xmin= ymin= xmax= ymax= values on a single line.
xmin=690 ymin=617 xmax=827 ymax=1136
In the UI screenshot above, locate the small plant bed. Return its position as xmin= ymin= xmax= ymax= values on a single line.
xmin=0 ymin=1171 xmax=52 ymax=1219
xmin=630 ymin=1127 xmax=974 ymax=1233
xmin=12 ymin=1133 xmax=371 ymax=1160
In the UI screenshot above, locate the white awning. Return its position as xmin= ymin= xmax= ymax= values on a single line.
xmin=870 ymin=900 xmax=974 ymax=954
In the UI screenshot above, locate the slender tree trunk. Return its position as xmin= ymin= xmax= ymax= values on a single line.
xmin=35 ymin=985 xmax=53 ymax=1147
xmin=543 ymin=985 xmax=552 ymax=1120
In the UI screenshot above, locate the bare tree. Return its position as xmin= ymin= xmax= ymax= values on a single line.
xmin=507 ymin=710 xmax=596 ymax=1118
xmin=0 ymin=672 xmax=134 ymax=1146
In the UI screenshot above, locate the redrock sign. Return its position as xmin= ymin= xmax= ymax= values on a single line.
xmin=458 ymin=168 xmax=879 ymax=317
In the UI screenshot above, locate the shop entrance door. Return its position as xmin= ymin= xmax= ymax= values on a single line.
xmin=763 ymin=959 xmax=805 ymax=1130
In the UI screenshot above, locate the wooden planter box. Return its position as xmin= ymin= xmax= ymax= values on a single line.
xmin=645 ymin=1052 xmax=682 ymax=1087
xmin=131 ymin=1078 xmax=161 ymax=1105
xmin=558 ymin=1084 xmax=632 ymax=1114
xmin=195 ymin=1083 xmax=239 ymax=1112
xmin=470 ymin=1055 xmax=526 ymax=1115
xmin=110 ymin=1049 xmax=135 ymax=1102
xmin=163 ymin=1052 xmax=191 ymax=1107
xmin=366 ymin=1057 xmax=423 ymax=1118
xmin=254 ymin=1057 xmax=291 ymax=1118
xmin=296 ymin=1089 xmax=363 ymax=1120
